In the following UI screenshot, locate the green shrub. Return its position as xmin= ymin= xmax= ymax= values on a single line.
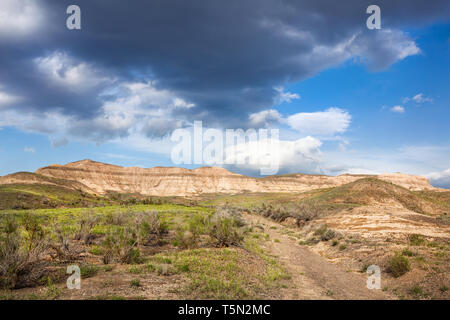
xmin=321 ymin=229 xmax=337 ymax=241
xmin=388 ymin=254 xmax=410 ymax=277
xmin=130 ymin=279 xmax=140 ymax=288
xmin=135 ymin=211 xmax=169 ymax=245
xmin=174 ymin=228 xmax=197 ymax=249
xmin=80 ymin=264 xmax=99 ymax=278
xmin=408 ymin=285 xmax=424 ymax=298
xmin=0 ymin=216 xmax=48 ymax=289
xmin=101 ymin=227 xmax=141 ymax=264
xmin=74 ymin=210 xmax=98 ymax=244
xmin=207 ymin=213 xmax=245 ymax=247
xmin=89 ymin=245 xmax=103 ymax=256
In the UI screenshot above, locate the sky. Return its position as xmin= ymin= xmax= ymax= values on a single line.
xmin=0 ymin=0 xmax=449 ymax=188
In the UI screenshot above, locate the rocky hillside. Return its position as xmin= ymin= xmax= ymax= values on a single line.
xmin=0 ymin=160 xmax=435 ymax=197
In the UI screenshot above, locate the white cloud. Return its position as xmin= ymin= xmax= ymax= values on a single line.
xmin=24 ymin=146 xmax=35 ymax=154
xmin=412 ymin=93 xmax=433 ymax=104
xmin=34 ymin=52 xmax=113 ymax=91
xmin=226 ymin=136 xmax=323 ymax=175
xmin=0 ymin=0 xmax=45 ymax=39
xmin=286 ymin=108 xmax=351 ymax=136
xmin=390 ymin=105 xmax=405 ymax=113
xmin=0 ymin=89 xmax=19 ymax=107
xmin=0 ymin=78 xmax=196 ymax=144
xmin=274 ymin=87 xmax=300 ymax=104
xmin=426 ymin=169 xmax=450 ymax=189
xmin=403 ymin=93 xmax=433 ymax=104
xmin=248 ymin=109 xmax=283 ymax=128
xmin=349 ymin=29 xmax=420 ymax=70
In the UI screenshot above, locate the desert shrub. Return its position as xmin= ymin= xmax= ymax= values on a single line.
xmin=104 ymin=211 xmax=129 ymax=226
xmin=314 ymin=225 xmax=327 ymax=236
xmin=134 ymin=211 xmax=168 ymax=245
xmin=408 ymin=234 xmax=425 ymax=246
xmin=102 ymin=227 xmax=140 ymax=264
xmin=322 ymin=229 xmax=337 ymax=241
xmin=207 ymin=210 xmax=246 ymax=247
xmin=409 ymin=285 xmax=427 ymax=298
xmin=80 ymin=264 xmax=100 ymax=278
xmin=292 ymin=201 xmax=324 ymax=221
xmin=255 ymin=200 xmax=324 ymax=223
xmin=48 ymin=225 xmax=81 ymax=262
xmin=74 ymin=210 xmax=99 ymax=244
xmin=187 ymin=212 xmax=209 ymax=236
xmin=313 ymin=225 xmax=337 ymax=241
xmin=89 ymin=245 xmax=103 ymax=256
xmin=0 ymin=217 xmax=48 ymax=289
xmin=388 ymin=254 xmax=410 ymax=277
xmin=360 ymin=263 xmax=371 ymax=273
xmin=174 ymin=212 xmax=210 ymax=249
xmin=174 ymin=228 xmax=197 ymax=249
xmin=130 ymin=279 xmax=140 ymax=288
xmin=42 ymin=277 xmax=62 ymax=300
xmin=401 ymin=248 xmax=416 ymax=257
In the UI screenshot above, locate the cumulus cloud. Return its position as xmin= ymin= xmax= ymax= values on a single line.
xmin=34 ymin=52 xmax=113 ymax=92
xmin=0 ymin=0 xmax=45 ymax=39
xmin=248 ymin=109 xmax=283 ymax=128
xmin=349 ymin=29 xmax=420 ymax=70
xmin=0 ymin=79 xmax=196 ymax=144
xmin=0 ymin=89 xmax=19 ymax=107
xmin=287 ymin=108 xmax=351 ymax=136
xmin=0 ymin=0 xmax=448 ymax=147
xmin=225 ymin=136 xmax=323 ymax=176
xmin=426 ymin=169 xmax=450 ymax=189
xmin=390 ymin=105 xmax=405 ymax=113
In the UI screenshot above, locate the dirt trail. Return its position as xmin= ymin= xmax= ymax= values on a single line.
xmin=245 ymin=214 xmax=392 ymax=300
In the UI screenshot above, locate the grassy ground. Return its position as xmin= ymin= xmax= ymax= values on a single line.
xmin=0 ymin=203 xmax=289 ymax=300
xmin=0 ymin=178 xmax=448 ymax=300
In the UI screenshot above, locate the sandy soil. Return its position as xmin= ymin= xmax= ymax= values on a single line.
xmin=245 ymin=214 xmax=392 ymax=300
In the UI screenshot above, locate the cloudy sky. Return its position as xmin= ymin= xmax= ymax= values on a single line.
xmin=0 ymin=0 xmax=449 ymax=187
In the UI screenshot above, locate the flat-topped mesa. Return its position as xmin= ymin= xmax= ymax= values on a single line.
xmin=26 ymin=159 xmax=438 ymax=197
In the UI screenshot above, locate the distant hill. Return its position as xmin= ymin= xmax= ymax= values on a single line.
xmin=0 ymin=159 xmax=444 ymax=209
xmin=26 ymin=159 xmax=439 ymax=196
xmin=307 ymin=177 xmax=448 ymax=215
xmin=0 ymin=172 xmax=107 ymax=210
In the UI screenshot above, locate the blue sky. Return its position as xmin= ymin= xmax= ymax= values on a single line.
xmin=0 ymin=1 xmax=449 ymax=187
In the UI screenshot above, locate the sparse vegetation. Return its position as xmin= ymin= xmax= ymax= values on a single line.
xmin=408 ymin=234 xmax=426 ymax=246
xmin=388 ymin=254 xmax=411 ymax=278
xmin=130 ymin=279 xmax=140 ymax=288
xmin=1 ymin=173 xmax=448 ymax=300
xmin=0 ymin=215 xmax=48 ymax=289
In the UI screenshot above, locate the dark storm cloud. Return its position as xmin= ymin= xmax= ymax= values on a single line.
xmin=1 ymin=0 xmax=449 ymax=139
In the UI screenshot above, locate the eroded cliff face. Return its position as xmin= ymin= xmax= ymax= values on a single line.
xmin=18 ymin=160 xmax=437 ymax=196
